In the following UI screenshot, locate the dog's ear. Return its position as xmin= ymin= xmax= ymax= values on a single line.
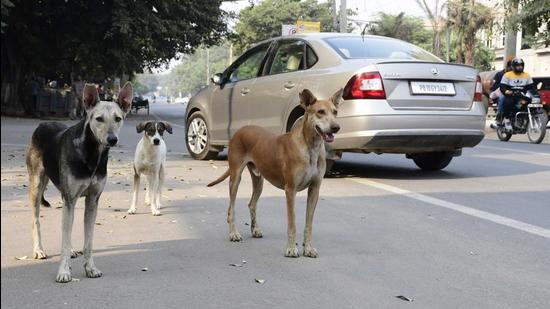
xmin=299 ymin=89 xmax=317 ymax=107
xmin=136 ymin=121 xmax=149 ymax=133
xmin=330 ymin=88 xmax=344 ymax=107
xmin=162 ymin=122 xmax=173 ymax=134
xmin=117 ymin=82 xmax=133 ymax=114
xmin=82 ymin=84 xmax=99 ymax=109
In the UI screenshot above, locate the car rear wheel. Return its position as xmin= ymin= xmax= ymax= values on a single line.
xmin=412 ymin=151 xmax=454 ymax=171
xmin=186 ymin=112 xmax=219 ymax=160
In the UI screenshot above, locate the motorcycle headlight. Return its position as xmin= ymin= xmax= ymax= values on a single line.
xmin=532 ymin=97 xmax=541 ymax=104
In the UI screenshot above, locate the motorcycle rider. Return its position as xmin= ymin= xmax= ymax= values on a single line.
xmin=499 ymin=58 xmax=536 ymax=129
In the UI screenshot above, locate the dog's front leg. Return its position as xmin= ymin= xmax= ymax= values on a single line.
xmin=83 ymin=195 xmax=102 ymax=278
xmin=147 ymin=174 xmax=160 ymax=216
xmin=128 ymin=171 xmax=140 ymax=214
xmin=303 ymin=183 xmax=320 ymax=258
xmin=284 ymin=187 xmax=299 ymax=257
xmin=156 ymin=164 xmax=164 ymax=209
xmin=56 ymin=196 xmax=77 ymax=283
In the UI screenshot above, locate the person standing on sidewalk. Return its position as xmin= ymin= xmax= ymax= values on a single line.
xmin=71 ymin=76 xmax=85 ymax=118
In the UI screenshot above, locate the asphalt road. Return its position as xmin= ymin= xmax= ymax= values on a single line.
xmin=1 ymin=103 xmax=549 ymax=309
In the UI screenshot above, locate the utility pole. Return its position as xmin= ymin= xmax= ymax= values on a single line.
xmin=339 ymin=0 xmax=347 ymax=33
xmin=332 ymin=0 xmax=338 ymax=31
xmin=229 ymin=43 xmax=233 ymax=66
xmin=206 ymin=48 xmax=210 ymax=85
xmin=503 ymin=0 xmax=519 ymax=68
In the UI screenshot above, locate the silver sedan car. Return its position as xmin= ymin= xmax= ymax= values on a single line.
xmin=185 ymin=33 xmax=485 ymax=171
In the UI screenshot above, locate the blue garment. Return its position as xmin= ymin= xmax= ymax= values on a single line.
xmin=497 ymin=95 xmax=505 ymax=114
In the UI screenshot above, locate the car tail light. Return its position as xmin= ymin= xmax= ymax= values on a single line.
xmin=343 ymin=72 xmax=386 ymax=100
xmin=474 ymin=75 xmax=482 ymax=102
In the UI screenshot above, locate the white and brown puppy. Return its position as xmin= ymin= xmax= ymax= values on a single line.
xmin=128 ymin=121 xmax=172 ymax=216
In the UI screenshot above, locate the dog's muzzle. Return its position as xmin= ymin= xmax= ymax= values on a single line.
xmin=107 ymin=135 xmax=118 ymax=146
xmin=315 ymin=124 xmax=340 ymax=143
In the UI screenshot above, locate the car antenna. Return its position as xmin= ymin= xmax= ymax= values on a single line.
xmin=361 ymin=23 xmax=368 ymax=42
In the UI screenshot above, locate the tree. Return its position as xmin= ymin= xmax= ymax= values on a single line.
xmin=505 ymin=0 xmax=550 ymax=47
xmin=232 ymin=0 xmax=348 ymax=55
xmin=1 ymin=0 xmax=230 ymax=115
xmin=158 ymin=43 xmax=232 ymax=98
xmin=415 ymin=0 xmax=446 ymax=57
xmin=446 ymin=0 xmax=492 ymax=65
xmin=367 ymin=12 xmax=432 ymax=50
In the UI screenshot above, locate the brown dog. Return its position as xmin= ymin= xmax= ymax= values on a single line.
xmin=208 ymin=89 xmax=341 ymax=258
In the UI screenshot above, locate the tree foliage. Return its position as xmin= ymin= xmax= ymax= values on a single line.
xmin=367 ymin=12 xmax=432 ymax=51
xmin=415 ymin=0 xmax=446 ymax=57
xmin=1 ymin=0 xmax=230 ymax=114
xmin=505 ymin=0 xmax=550 ymax=46
xmin=232 ymin=0 xmax=341 ymax=55
xmin=446 ymin=0 xmax=493 ymax=65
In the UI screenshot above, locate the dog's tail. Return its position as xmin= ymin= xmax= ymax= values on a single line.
xmin=207 ymin=169 xmax=230 ymax=187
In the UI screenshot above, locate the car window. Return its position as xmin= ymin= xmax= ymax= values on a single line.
xmin=269 ymin=40 xmax=305 ymax=75
xmin=229 ymin=44 xmax=269 ymax=82
xmin=324 ymin=36 xmax=442 ymax=62
xmin=306 ymin=45 xmax=318 ymax=68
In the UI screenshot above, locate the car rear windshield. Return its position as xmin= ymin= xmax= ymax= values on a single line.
xmin=324 ymin=36 xmax=442 ymax=62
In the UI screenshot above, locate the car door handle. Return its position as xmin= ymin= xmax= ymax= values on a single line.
xmin=240 ymin=88 xmax=250 ymax=95
xmin=284 ymin=82 xmax=296 ymax=90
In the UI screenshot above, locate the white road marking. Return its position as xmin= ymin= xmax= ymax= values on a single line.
xmin=348 ymin=178 xmax=550 ymax=239
xmin=478 ymin=145 xmax=550 ymax=157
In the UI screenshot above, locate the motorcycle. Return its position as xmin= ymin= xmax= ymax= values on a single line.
xmin=496 ymin=90 xmax=547 ymax=144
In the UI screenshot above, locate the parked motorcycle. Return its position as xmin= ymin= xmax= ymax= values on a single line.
xmin=496 ymin=90 xmax=547 ymax=144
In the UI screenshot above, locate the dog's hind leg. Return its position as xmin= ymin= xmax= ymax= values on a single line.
xmin=128 ymin=170 xmax=140 ymax=214
xmin=227 ymin=162 xmax=246 ymax=242
xmin=28 ymin=162 xmax=49 ymax=259
xmin=247 ymin=163 xmax=263 ymax=238
xmin=303 ymin=182 xmax=320 ymax=258
xmin=284 ymin=186 xmax=299 ymax=257
xmin=56 ymin=195 xmax=77 ymax=283
xmin=83 ymin=194 xmax=102 ymax=279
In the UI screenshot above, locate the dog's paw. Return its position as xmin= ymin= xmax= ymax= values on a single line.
xmin=85 ymin=266 xmax=103 ymax=278
xmin=251 ymin=227 xmax=263 ymax=238
xmin=151 ymin=209 xmax=161 ymax=216
xmin=56 ymin=270 xmax=72 ymax=283
xmin=285 ymin=246 xmax=300 ymax=258
xmin=33 ymin=248 xmax=47 ymax=259
xmin=128 ymin=208 xmax=137 ymax=214
xmin=303 ymin=246 xmax=318 ymax=258
xmin=229 ymin=232 xmax=243 ymax=242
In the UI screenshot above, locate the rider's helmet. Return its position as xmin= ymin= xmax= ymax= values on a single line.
xmin=511 ymin=58 xmax=525 ymax=74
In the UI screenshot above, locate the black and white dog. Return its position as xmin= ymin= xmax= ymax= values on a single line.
xmin=128 ymin=121 xmax=172 ymax=216
xmin=26 ymin=82 xmax=132 ymax=283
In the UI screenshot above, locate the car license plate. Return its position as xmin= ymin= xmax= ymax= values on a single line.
xmin=410 ymin=81 xmax=456 ymax=95
xmin=528 ymin=103 xmax=542 ymax=108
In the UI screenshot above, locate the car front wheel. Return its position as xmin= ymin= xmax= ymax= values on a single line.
xmin=411 ymin=151 xmax=454 ymax=171
xmin=186 ymin=112 xmax=219 ymax=160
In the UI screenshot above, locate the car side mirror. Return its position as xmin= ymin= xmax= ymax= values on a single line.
xmin=211 ymin=73 xmax=223 ymax=86
xmin=537 ymin=82 xmax=542 ymax=90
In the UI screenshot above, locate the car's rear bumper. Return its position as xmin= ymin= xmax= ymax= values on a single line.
xmin=331 ymin=114 xmax=485 ymax=153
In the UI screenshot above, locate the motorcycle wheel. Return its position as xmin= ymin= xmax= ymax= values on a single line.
xmin=527 ymin=114 xmax=547 ymax=144
xmin=496 ymin=127 xmax=512 ymax=142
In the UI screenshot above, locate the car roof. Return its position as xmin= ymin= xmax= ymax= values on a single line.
xmin=254 ymin=32 xmax=406 ymax=46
